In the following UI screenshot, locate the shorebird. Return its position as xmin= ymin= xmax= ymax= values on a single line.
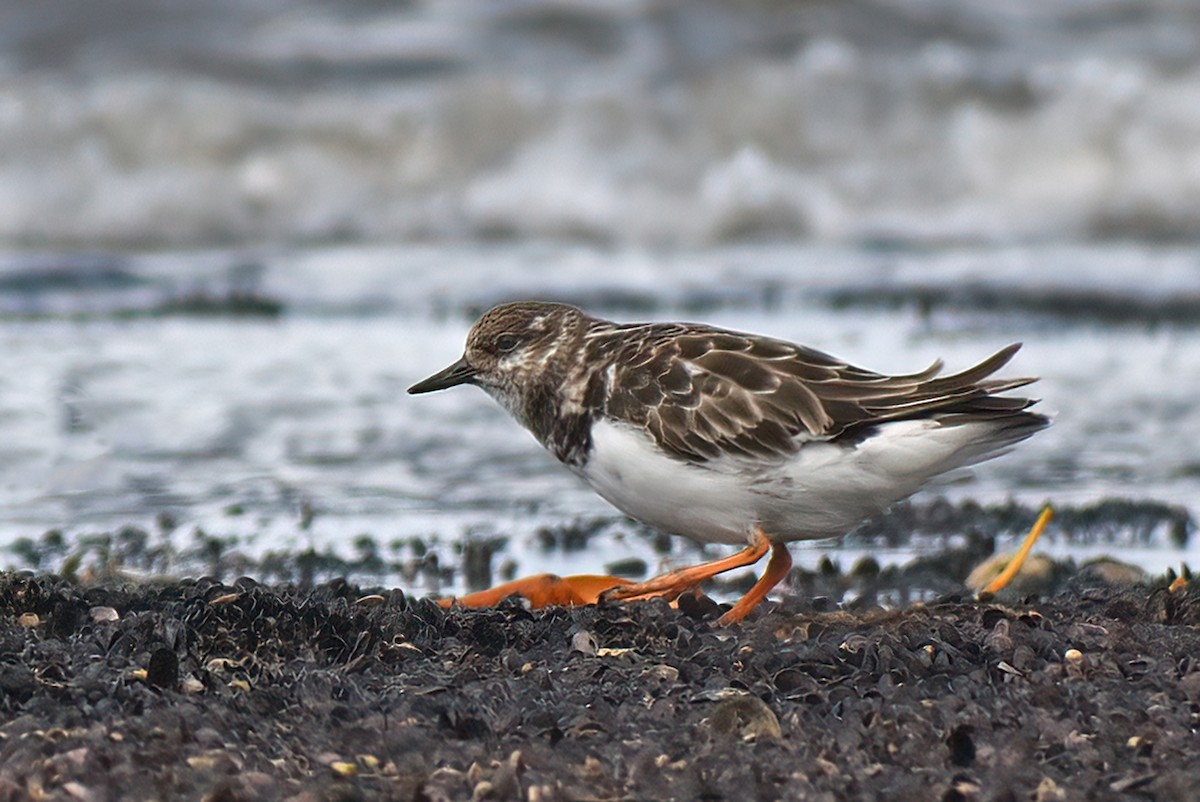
xmin=410 ymin=301 xmax=1049 ymax=624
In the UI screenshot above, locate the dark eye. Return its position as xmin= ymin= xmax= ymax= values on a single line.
xmin=495 ymin=334 xmax=520 ymax=353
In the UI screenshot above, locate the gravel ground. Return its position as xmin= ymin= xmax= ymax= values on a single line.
xmin=0 ymin=570 xmax=1198 ymax=801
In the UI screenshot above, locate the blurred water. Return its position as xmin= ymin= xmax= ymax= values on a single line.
xmin=2 ymin=0 xmax=1200 ymax=247
xmin=0 ymin=1 xmax=1198 ymax=589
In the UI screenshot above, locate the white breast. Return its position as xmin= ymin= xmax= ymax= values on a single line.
xmin=580 ymin=418 xmax=763 ymax=545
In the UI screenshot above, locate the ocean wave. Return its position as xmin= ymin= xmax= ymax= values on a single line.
xmin=2 ymin=0 xmax=1200 ymax=247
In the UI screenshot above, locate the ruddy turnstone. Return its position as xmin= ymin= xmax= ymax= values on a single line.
xmin=409 ymin=301 xmax=1049 ymax=624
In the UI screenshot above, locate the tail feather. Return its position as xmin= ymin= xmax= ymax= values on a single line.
xmin=931 ymin=409 xmax=1051 ymax=471
xmin=836 ymin=343 xmax=1047 ymax=444
xmin=919 ymin=343 xmax=1022 ymax=394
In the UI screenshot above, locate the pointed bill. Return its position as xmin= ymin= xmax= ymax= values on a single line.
xmin=407 ymin=356 xmax=477 ymax=394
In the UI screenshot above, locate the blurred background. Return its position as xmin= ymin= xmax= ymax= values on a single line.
xmin=0 ymin=0 xmax=1197 ymax=593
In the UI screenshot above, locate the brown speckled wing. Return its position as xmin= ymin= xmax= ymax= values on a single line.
xmin=600 ymin=325 xmax=1037 ymax=464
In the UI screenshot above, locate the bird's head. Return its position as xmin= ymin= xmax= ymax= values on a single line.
xmin=408 ymin=301 xmax=585 ymax=415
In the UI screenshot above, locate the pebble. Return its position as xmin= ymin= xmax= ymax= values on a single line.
xmin=89 ymin=607 xmax=119 ymax=623
xmin=570 ymin=629 xmax=598 ymax=656
xmin=708 ymin=695 xmax=782 ymax=741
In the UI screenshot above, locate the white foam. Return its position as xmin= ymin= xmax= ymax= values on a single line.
xmin=3 ymin=2 xmax=1200 ymax=246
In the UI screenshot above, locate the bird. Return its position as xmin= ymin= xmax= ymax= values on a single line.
xmin=408 ymin=301 xmax=1049 ymax=624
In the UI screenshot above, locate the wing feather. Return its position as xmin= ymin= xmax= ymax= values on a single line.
xmin=596 ymin=324 xmax=1039 ymax=464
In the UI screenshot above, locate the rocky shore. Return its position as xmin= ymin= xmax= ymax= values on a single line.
xmin=0 ymin=569 xmax=1198 ymax=801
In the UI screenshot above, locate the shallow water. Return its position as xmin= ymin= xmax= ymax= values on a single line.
xmin=1 ymin=1 xmax=1198 ymax=591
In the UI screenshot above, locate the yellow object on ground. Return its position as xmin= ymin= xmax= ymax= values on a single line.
xmin=977 ymin=506 xmax=1054 ymax=596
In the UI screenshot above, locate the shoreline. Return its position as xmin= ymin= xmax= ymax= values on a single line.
xmin=0 ymin=572 xmax=1197 ymax=801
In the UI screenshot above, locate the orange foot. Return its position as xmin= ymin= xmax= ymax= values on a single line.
xmin=437 ymin=528 xmax=795 ymax=625
xmin=436 ymin=573 xmax=635 ymax=609
xmin=599 ymin=528 xmax=792 ymax=625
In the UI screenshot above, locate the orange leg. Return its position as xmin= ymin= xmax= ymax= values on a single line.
xmin=717 ymin=541 xmax=793 ymax=626
xmin=436 ymin=528 xmax=796 ymax=623
xmin=601 ymin=529 xmax=771 ymax=604
xmin=437 ymin=573 xmax=634 ymax=609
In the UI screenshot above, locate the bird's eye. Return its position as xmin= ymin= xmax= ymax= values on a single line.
xmin=495 ymin=334 xmax=520 ymax=353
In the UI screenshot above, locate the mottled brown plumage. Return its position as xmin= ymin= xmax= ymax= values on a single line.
xmin=592 ymin=324 xmax=1037 ymax=463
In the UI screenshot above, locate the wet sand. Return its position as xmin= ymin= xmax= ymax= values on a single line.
xmin=1 ymin=570 xmax=1198 ymax=801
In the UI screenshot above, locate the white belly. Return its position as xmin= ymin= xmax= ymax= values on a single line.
xmin=579 ymin=418 xmax=762 ymax=545
xmin=579 ymin=417 xmax=1016 ymax=546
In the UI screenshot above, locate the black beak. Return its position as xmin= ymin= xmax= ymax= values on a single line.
xmin=408 ymin=356 xmax=477 ymax=394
